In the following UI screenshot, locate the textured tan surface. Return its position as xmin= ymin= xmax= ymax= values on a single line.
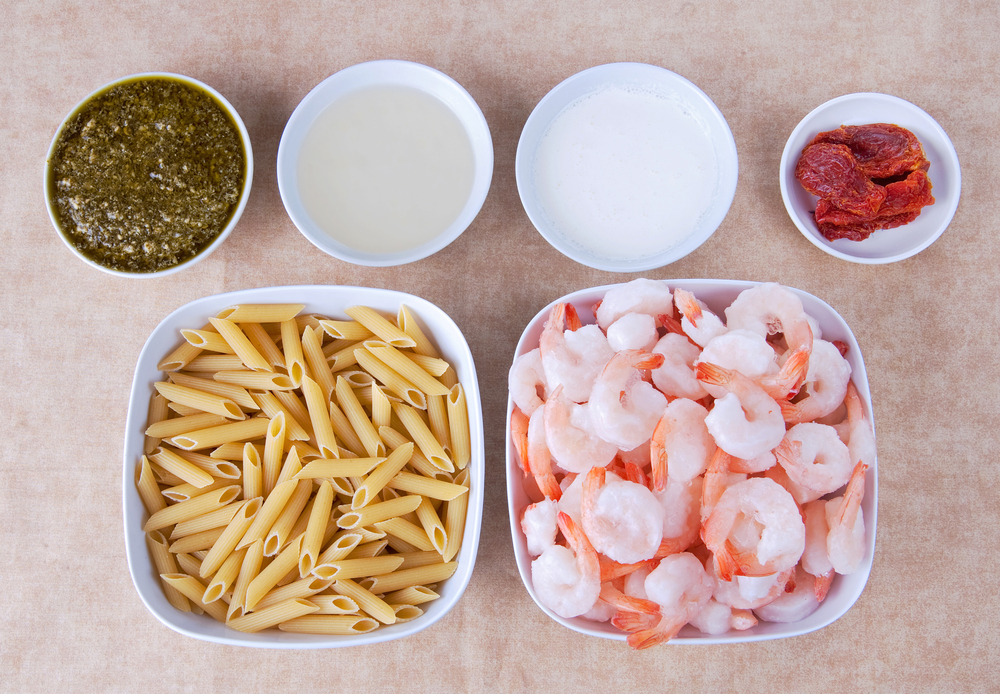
xmin=1 ymin=1 xmax=997 ymax=692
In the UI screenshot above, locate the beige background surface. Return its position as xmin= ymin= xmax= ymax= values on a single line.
xmin=2 ymin=1 xmax=997 ymax=692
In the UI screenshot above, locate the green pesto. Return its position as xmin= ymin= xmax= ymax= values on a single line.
xmin=48 ymin=77 xmax=245 ymax=273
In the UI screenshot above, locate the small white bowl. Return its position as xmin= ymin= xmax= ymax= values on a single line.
xmin=515 ymin=63 xmax=738 ymax=272
xmin=277 ymin=60 xmax=493 ymax=266
xmin=124 ymin=285 xmax=484 ymax=648
xmin=780 ymin=92 xmax=961 ymax=264
xmin=506 ymin=279 xmax=877 ymax=644
xmin=44 ymin=72 xmax=253 ymax=277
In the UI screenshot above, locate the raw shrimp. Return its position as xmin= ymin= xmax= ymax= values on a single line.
xmin=521 ymin=498 xmax=559 ymax=556
xmin=540 ymin=303 xmax=615 ymax=404
xmin=654 ymin=475 xmax=702 ymax=556
xmin=698 ymin=362 xmax=786 ymax=460
xmin=606 ymin=312 xmax=659 ymax=352
xmin=697 ymin=329 xmax=778 ymax=399
xmin=674 ymin=288 xmax=728 ymax=347
xmin=595 ymin=278 xmax=674 ymax=331
xmin=531 ymin=512 xmax=601 ymax=618
xmin=754 ymin=566 xmax=821 ymax=623
xmin=703 ymin=477 xmax=805 ymax=580
xmin=650 ymin=398 xmax=716 ymax=489
xmin=781 ymin=339 xmax=852 ymax=424
xmin=508 ymin=348 xmax=548 ymax=416
xmin=651 ymin=333 xmax=708 ymax=401
xmin=543 ymin=387 xmax=618 ymax=473
xmin=826 ymin=462 xmax=867 ymax=574
xmin=581 ymin=467 xmax=664 ymax=564
xmin=774 ymin=422 xmax=853 ymax=501
xmin=589 ymin=350 xmax=667 ymax=450
xmin=628 ymin=553 xmax=715 ymax=649
xmin=527 ymin=406 xmax=561 ymax=500
xmin=724 ymin=282 xmax=819 ymax=353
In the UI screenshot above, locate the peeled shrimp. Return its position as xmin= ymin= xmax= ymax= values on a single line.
xmin=826 ymin=462 xmax=867 ymax=574
xmin=540 ymin=303 xmax=615 ymax=404
xmin=710 ymin=562 xmax=795 ymax=610
xmin=781 ymin=339 xmax=852 ymax=424
xmin=774 ymin=422 xmax=853 ymax=501
xmin=845 ymin=381 xmax=877 ymax=468
xmin=724 ymin=282 xmax=819 ymax=353
xmin=508 ymin=348 xmax=548 ymax=416
xmin=650 ymin=398 xmax=716 ymax=489
xmin=698 ymin=362 xmax=786 ymax=460
xmin=595 ymin=278 xmax=674 ymax=331
xmin=628 ymin=553 xmax=715 ymax=649
xmin=654 ymin=475 xmax=703 ymax=556
xmin=697 ymin=329 xmax=777 ymax=399
xmin=531 ymin=512 xmax=601 ymax=618
xmin=651 ymin=333 xmax=708 ymax=401
xmin=703 ymin=477 xmax=805 ymax=580
xmin=753 ymin=566 xmax=821 ymax=623
xmin=521 ymin=499 xmax=559 ymax=556
xmin=673 ymin=288 xmax=728 ymax=348
xmin=527 ymin=406 xmax=561 ymax=500
xmin=589 ymin=350 xmax=667 ymax=450
xmin=543 ymin=387 xmax=618 ymax=473
xmin=581 ymin=466 xmax=664 ymax=564
xmin=606 ymin=312 xmax=659 ymax=352
xmin=800 ymin=499 xmax=834 ymax=581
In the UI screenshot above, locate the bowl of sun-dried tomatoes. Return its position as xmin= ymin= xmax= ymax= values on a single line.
xmin=779 ymin=93 xmax=961 ymax=264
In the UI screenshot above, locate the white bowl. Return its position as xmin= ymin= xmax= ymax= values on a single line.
xmin=44 ymin=72 xmax=253 ymax=277
xmin=277 ymin=60 xmax=493 ymax=266
xmin=124 ymin=285 xmax=484 ymax=647
xmin=515 ymin=63 xmax=738 ymax=272
xmin=506 ymin=279 xmax=877 ymax=644
xmin=780 ymin=92 xmax=961 ymax=264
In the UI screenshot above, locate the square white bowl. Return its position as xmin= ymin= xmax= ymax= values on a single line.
xmin=124 ymin=285 xmax=484 ymax=647
xmin=506 ymin=279 xmax=877 ymax=644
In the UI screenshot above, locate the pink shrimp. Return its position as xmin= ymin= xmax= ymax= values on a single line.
xmin=697 ymin=362 xmax=786 ymax=460
xmin=581 ymin=466 xmax=664 ymax=564
xmin=530 ymin=512 xmax=601 ymax=618
xmin=826 ymin=462 xmax=867 ymax=574
xmin=674 ymin=288 xmax=728 ymax=347
xmin=540 ymin=303 xmax=614 ymax=404
xmin=543 ymin=386 xmax=617 ymax=474
xmin=627 ymin=553 xmax=715 ymax=649
xmin=650 ymin=398 xmax=716 ymax=490
xmin=589 ymin=350 xmax=667 ymax=450
xmin=510 ymin=406 xmax=530 ymax=476
xmin=527 ymin=406 xmax=561 ymax=500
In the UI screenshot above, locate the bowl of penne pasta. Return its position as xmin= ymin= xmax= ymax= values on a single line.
xmin=124 ymin=285 xmax=484 ymax=647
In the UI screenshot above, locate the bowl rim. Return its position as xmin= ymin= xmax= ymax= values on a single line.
xmin=276 ymin=59 xmax=494 ymax=267
xmin=43 ymin=71 xmax=254 ymax=278
xmin=123 ymin=284 xmax=485 ymax=647
xmin=779 ymin=91 xmax=961 ymax=265
xmin=515 ymin=62 xmax=739 ymax=272
xmin=506 ymin=278 xmax=877 ymax=644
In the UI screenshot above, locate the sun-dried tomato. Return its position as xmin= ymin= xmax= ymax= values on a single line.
xmin=794 ymin=143 xmax=887 ymax=217
xmin=814 ymin=169 xmax=934 ymax=241
xmin=809 ymin=123 xmax=929 ymax=179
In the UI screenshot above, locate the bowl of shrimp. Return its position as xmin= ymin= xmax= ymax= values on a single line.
xmin=506 ymin=279 xmax=877 ymax=647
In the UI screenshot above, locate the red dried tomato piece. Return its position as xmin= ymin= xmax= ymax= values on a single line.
xmin=809 ymin=124 xmax=929 ymax=179
xmin=795 ymin=143 xmax=887 ymax=216
xmin=815 ymin=169 xmax=935 ymax=240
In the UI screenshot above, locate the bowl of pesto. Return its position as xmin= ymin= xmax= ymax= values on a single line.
xmin=44 ymin=73 xmax=253 ymax=277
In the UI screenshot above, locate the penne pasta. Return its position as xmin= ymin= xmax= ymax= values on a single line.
xmin=135 ymin=457 xmax=166 ymax=515
xmin=183 ymin=354 xmax=247 ymax=373
xmin=351 ymin=442 xmax=414 ymax=509
xmin=228 ymin=597 xmax=319 ymax=633
xmin=217 ymin=304 xmax=305 ymax=324
xmin=203 ymin=545 xmax=248 ymax=603
xmin=301 ymin=376 xmax=338 ymax=460
xmin=169 ymin=500 xmax=243 ymax=539
xmin=252 ymin=576 xmax=333 ymax=611
xmin=199 ymin=498 xmax=262 ymax=577
xmin=299 ymin=481 xmax=334 ymax=577
xmin=236 ymin=479 xmax=297 ymax=549
xmin=443 ymin=468 xmax=470 ymax=562
xmin=280 ymin=318 xmax=307 ymax=387
xmin=160 ymin=574 xmax=228 ymax=622
xmin=181 ymin=328 xmax=237 ymax=354
xmin=414 ymin=496 xmax=448 ymax=554
xmin=251 ymin=391 xmax=310 ymax=441
xmin=319 ymin=319 xmax=375 ymax=341
xmin=158 ymin=322 xmax=214 ymax=371
xmin=325 ymin=341 xmax=360 ymax=371
xmin=169 ymin=372 xmax=259 ymax=411
xmin=294 ymin=457 xmax=384 ymax=480
xmin=278 ymin=615 xmax=379 ymax=635
xmin=331 ymin=579 xmax=396 ymax=624
xmin=147 ymin=531 xmax=191 ymax=612
xmin=396 ymin=305 xmax=440 ymax=358
xmin=311 ymin=555 xmax=404 ymax=581
xmin=208 ymin=317 xmax=271 ymax=372
xmin=264 ymin=479 xmax=312 ymax=556
xmin=353 ymin=349 xmax=426 ymax=409
xmin=363 ymin=340 xmax=451 ymax=396
xmin=145 ymin=393 xmax=170 ymax=454
xmin=373 ymin=517 xmax=436 ymax=552
xmin=385 ymin=471 xmax=468 ymax=501
xmin=365 ymin=562 xmax=458 ymax=595
xmin=240 ymin=322 xmax=286 ymax=371
xmin=308 ymin=595 xmax=360 ymax=615
xmin=169 ymin=526 xmax=227 ymax=554
xmin=213 ymin=370 xmax=296 ymax=391
xmin=160 ymin=447 xmax=241 ymax=479
xmin=154 ymin=381 xmax=245 ymax=420
xmin=145 ymin=412 xmax=229 ymax=439
xmin=227 ymin=539 xmax=264 ymax=621
xmin=170 ymin=417 xmax=272 ymax=451
xmin=242 ymin=442 xmax=262 ymax=500
xmin=143 ymin=486 xmax=241 ymax=533
xmin=337 ymin=494 xmax=422 ymax=530
xmin=392 ymin=403 xmax=453 ymax=472
xmin=426 ymin=394 xmax=451 ymax=456
xmin=262 ymin=411 xmax=286 ymax=496
xmin=302 ymin=326 xmax=336 ymax=400
xmin=244 ymin=535 xmax=304 ymax=611
xmin=383 ymin=585 xmax=439 ymax=606
xmin=148 ymin=446 xmax=215 ymax=488
xmin=328 ymin=400 xmax=366 ymax=457
xmin=335 ymin=376 xmax=384 ymax=458
xmin=344 ymin=306 xmax=415 ymax=348
xmin=447 ymin=384 xmax=471 ymax=469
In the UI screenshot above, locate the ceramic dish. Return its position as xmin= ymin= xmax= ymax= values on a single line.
xmin=44 ymin=72 xmax=253 ymax=277
xmin=124 ymin=285 xmax=484 ymax=647
xmin=515 ymin=63 xmax=738 ymax=272
xmin=277 ymin=60 xmax=493 ymax=266
xmin=780 ymin=92 xmax=961 ymax=264
xmin=505 ymin=279 xmax=877 ymax=644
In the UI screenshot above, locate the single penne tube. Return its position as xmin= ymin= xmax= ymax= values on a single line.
xmin=378 ymin=426 xmax=449 ymax=481
xmin=253 ymin=576 xmax=333 ymax=611
xmin=353 ymin=349 xmax=426 ymax=409
xmin=319 ymin=319 xmax=375 ymax=341
xmin=169 ymin=372 xmax=259 ymax=411
xmin=439 ymin=366 xmax=459 ymax=389
xmin=212 ymin=441 xmax=263 ymax=461
xmin=335 ymin=376 xmax=384 ymax=458
xmin=147 ymin=531 xmax=190 ymax=612
xmin=213 ymin=370 xmax=296 ymax=391
xmin=147 ymin=460 xmax=186 ymax=487
xmin=264 ymin=479 xmax=312 ymax=557
xmin=314 ymin=530 xmax=363 ymax=567
xmin=154 ymin=381 xmax=245 ymax=420
xmin=217 ymin=304 xmax=305 ymax=324
xmin=338 ymin=369 xmax=377 ymax=388
xmin=241 ymin=322 xmax=286 ymax=371
xmin=332 ymin=579 xmax=395 ymax=624
xmin=351 ymin=443 xmax=414 ymax=509
xmin=344 ymin=306 xmax=415 ymax=348
xmin=293 ymin=456 xmax=383 ymax=479
xmin=181 ymin=329 xmax=237 ymax=354
xmin=174 ymin=552 xmax=203 ymax=577
xmin=373 ymin=517 xmax=436 ymax=552
xmin=136 ymin=456 xmax=166 ymax=515
xmin=236 ymin=479 xmax=297 ymax=549
xmin=202 ymin=546 xmax=247 ymax=603
xmin=323 ymin=337 xmax=357 ymax=357
xmin=170 ymin=417 xmax=271 ymax=451
xmin=143 ymin=486 xmax=241 ymax=533
xmin=161 ymin=447 xmax=241 ymax=479
xmin=273 ymin=390 xmax=314 ymax=439
xmin=167 ymin=402 xmax=203 ymax=417
xmin=295 ymin=313 xmax=325 ymax=333
xmin=148 ymin=447 xmax=215 ymax=488
xmin=447 ymin=384 xmax=471 ymax=470
xmin=426 ymin=394 xmax=451 ymax=456
xmin=405 ymin=352 xmax=450 ymax=377
xmin=312 ymin=555 xmax=404 ymax=581
xmin=393 ymin=403 xmax=453 ymax=472
xmin=393 ymin=551 xmax=447 ymax=570
xmin=326 ymin=342 xmax=360 ymax=371
xmin=275 ymin=447 xmax=303 ymax=487
xmin=244 ymin=535 xmax=304 ymax=611
xmin=328 ymin=401 xmax=365 ymax=457
xmin=160 ymin=574 xmax=228 ymax=622
xmin=183 ymin=354 xmax=247 ymax=372
xmin=363 ymin=341 xmax=451 ymax=396
xmin=302 ymin=326 xmax=336 ymax=400
xmin=169 ymin=526 xmax=227 ymax=554
xmin=278 ymin=614 xmax=379 ymax=635
xmin=145 ymin=393 xmax=170 ymax=454
xmin=309 ymin=594 xmax=360 ymax=615
xmin=162 ymin=477 xmax=234 ymax=504
xmin=385 ymin=471 xmax=468 ymax=501
xmin=300 ymin=481 xmax=334 ymax=578
xmin=228 ymin=597 xmax=319 ymax=633
xmin=280 ymin=318 xmax=307 ymax=387
xmin=365 ymin=562 xmax=458 ymax=595
xmin=227 ymin=539 xmax=264 ymax=621
xmin=414 ymin=496 xmax=447 ymax=554
xmin=396 ymin=305 xmax=440 ymax=357
xmin=262 ymin=412 xmax=286 ymax=496
xmin=443 ymin=468 xmax=470 ymax=562
xmin=159 ymin=323 xmax=212 ymax=371
xmin=338 ymin=494 xmax=422 ymax=530
xmin=242 ymin=442 xmax=262 ymax=500
xmin=199 ymin=498 xmax=262 ymax=577
xmin=383 ymin=585 xmax=440 ymax=606
xmin=390 ymin=604 xmax=424 ymax=623
xmin=301 ymin=376 xmax=338 ymax=459
xmin=346 ymin=539 xmax=388 ymax=559
xmin=208 ymin=317 xmax=271 ymax=372
xmin=251 ymin=391 xmax=310 ymax=441
xmin=370 ymin=384 xmax=392 ymax=429
xmin=169 ymin=500 xmax=243 ymax=539
xmin=145 ymin=413 xmax=230 ymax=439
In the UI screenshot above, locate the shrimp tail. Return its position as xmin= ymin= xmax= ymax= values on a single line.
xmin=814 ymin=569 xmax=834 ymax=603
xmin=581 ymin=466 xmax=606 ymax=522
xmin=779 ymin=398 xmax=806 ymax=424
xmin=626 ymin=614 xmax=686 ymax=650
xmin=564 ymin=303 xmax=583 ymax=332
xmin=695 ymin=361 xmax=732 ymax=387
xmin=599 ymin=584 xmax=660 ymax=615
xmin=624 ymin=461 xmax=649 ymax=488
xmin=761 ymin=346 xmax=810 ymax=400
xmin=510 ymin=407 xmax=530 ymax=476
xmin=599 ymin=556 xmax=655 ymax=583
xmin=730 ymin=608 xmax=758 ymax=631
xmin=612 ymin=610 xmax=659 ymax=634
xmin=650 ymin=412 xmax=671 ymax=492
xmin=659 ymin=313 xmax=701 ymax=347
xmin=714 ymin=541 xmax=740 ymax=582
xmin=674 ymin=288 xmax=704 ymax=326
xmin=831 ymin=462 xmax=867 ymax=530
xmin=655 ymin=535 xmax=692 ymax=558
